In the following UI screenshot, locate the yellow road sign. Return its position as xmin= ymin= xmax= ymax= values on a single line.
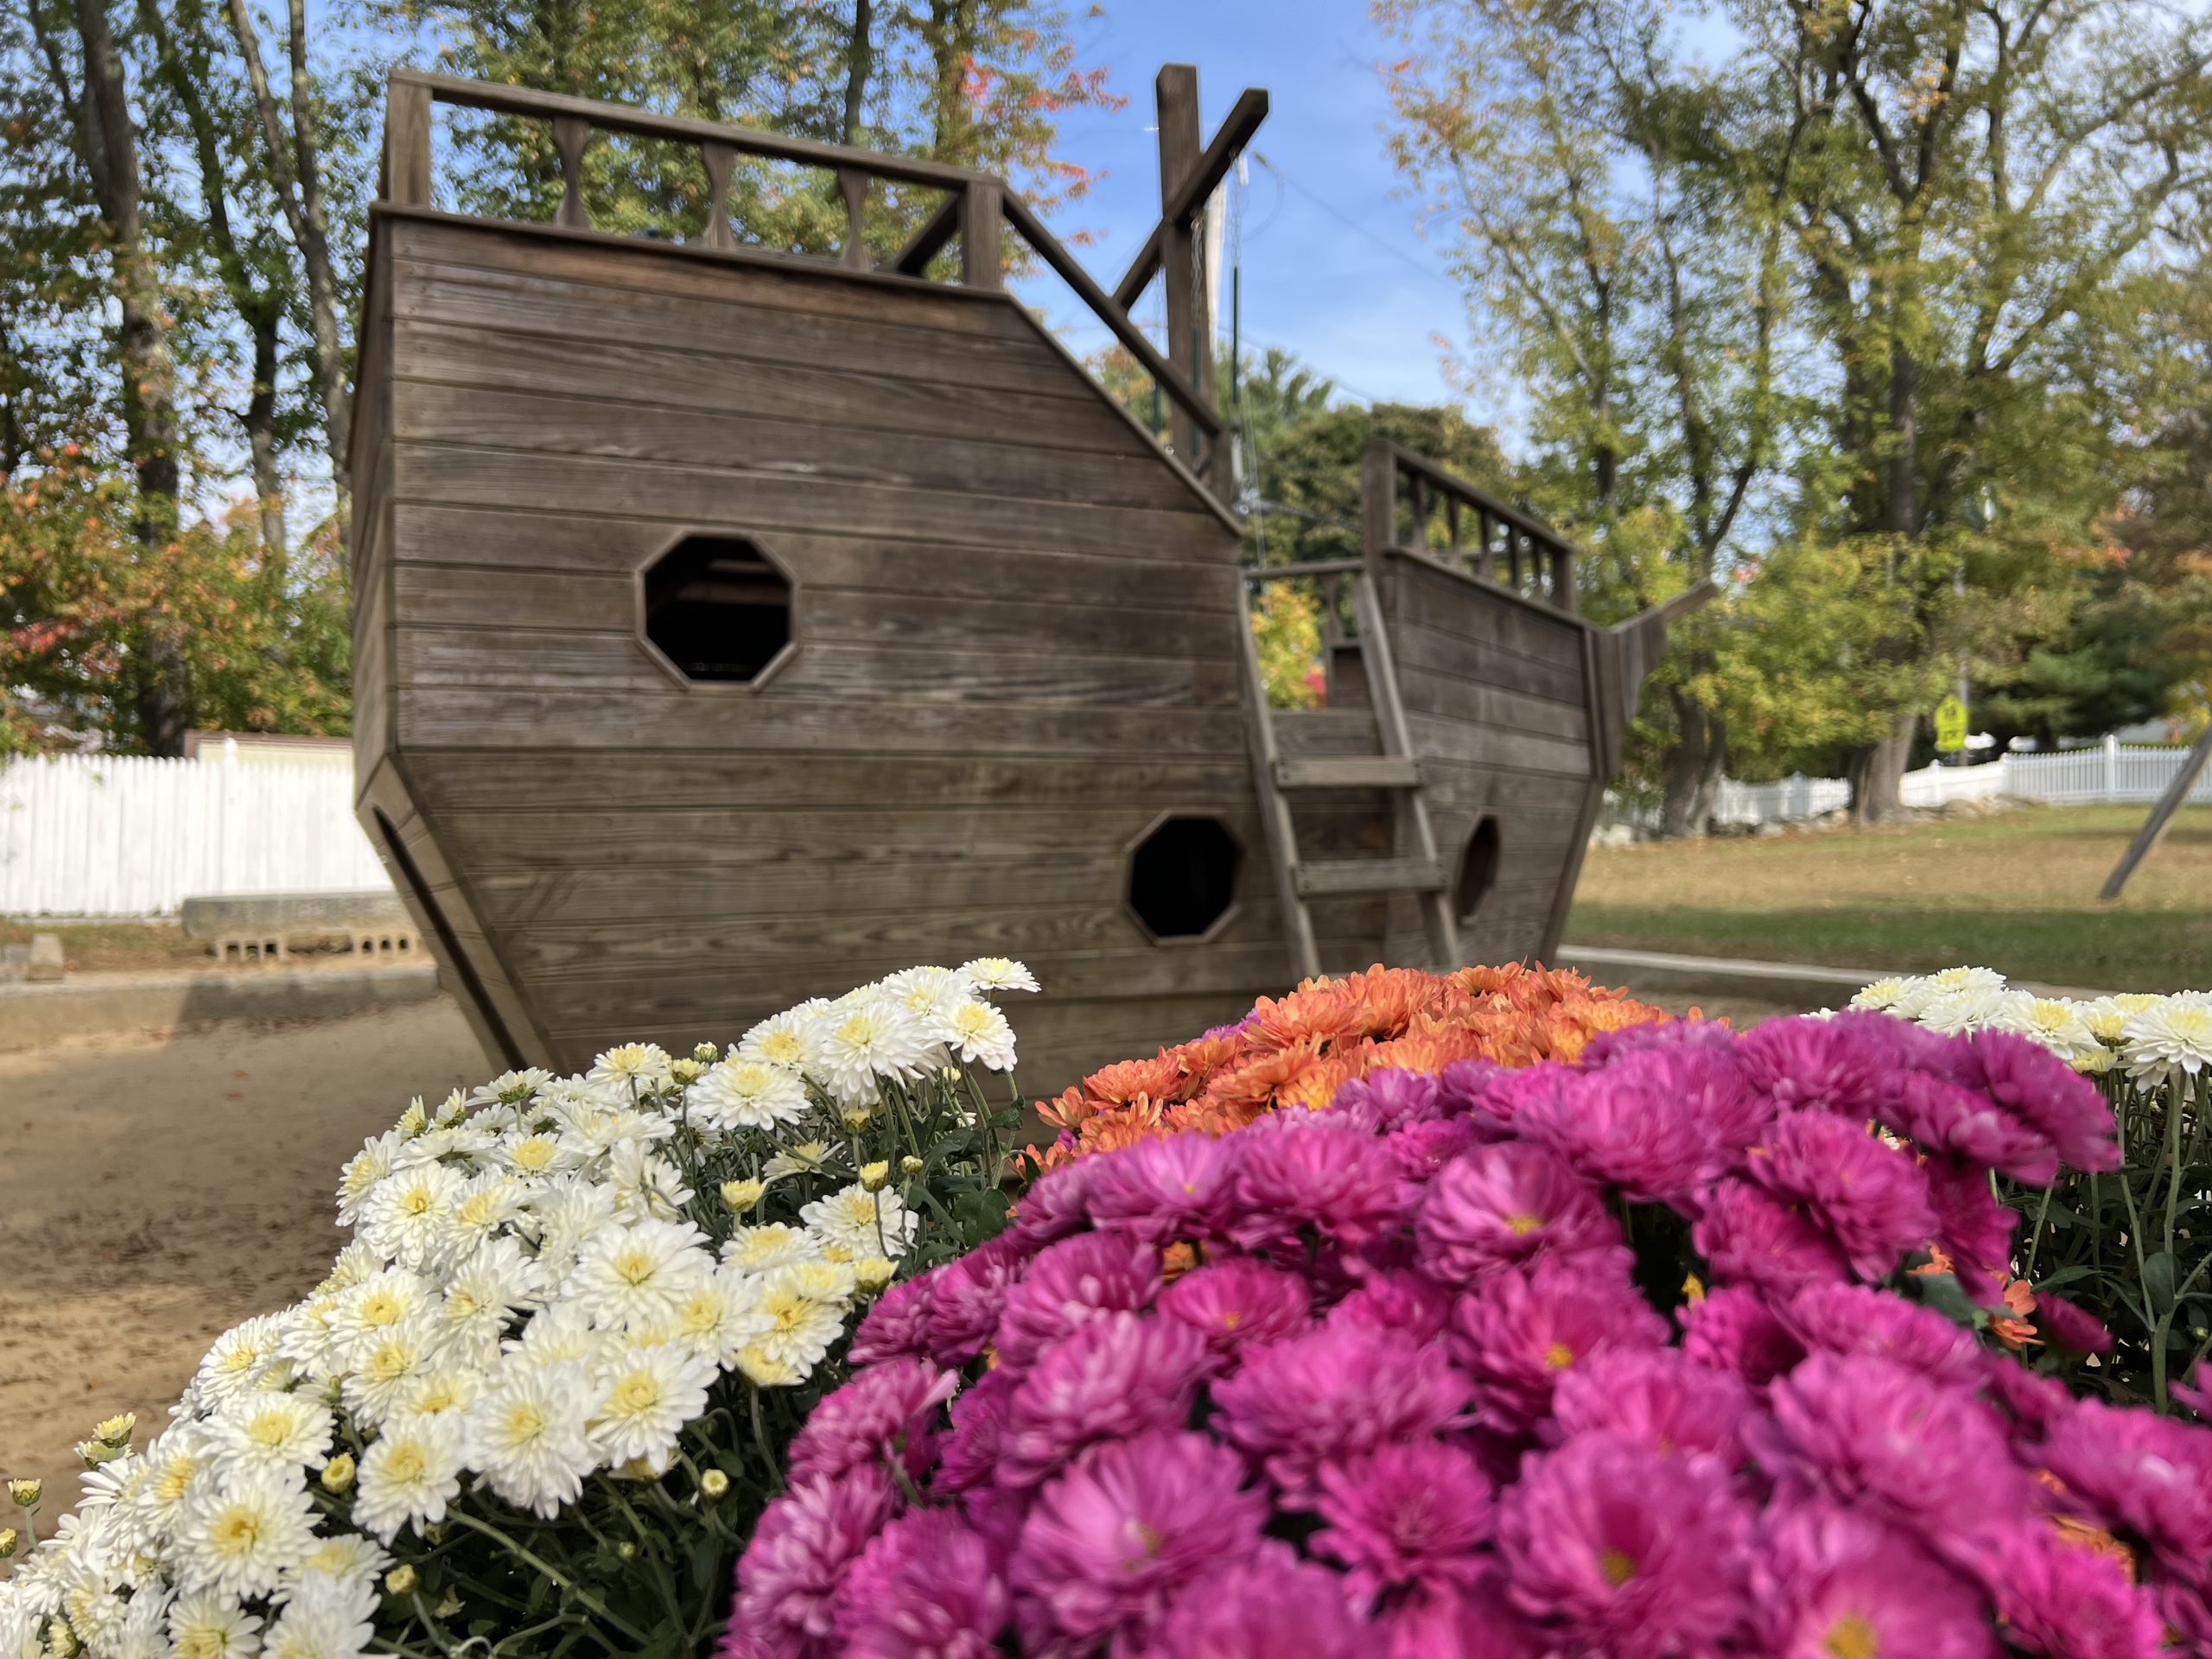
xmin=1933 ymin=693 xmax=1968 ymax=753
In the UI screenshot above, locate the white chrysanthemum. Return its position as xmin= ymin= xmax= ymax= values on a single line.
xmin=812 ymin=991 xmax=933 ymax=1103
xmin=499 ymin=1128 xmax=575 ymax=1179
xmin=436 ymin=1236 xmax=543 ymax=1360
xmin=194 ymin=1314 xmax=287 ymax=1407
xmin=468 ymin=1068 xmax=552 ymax=1110
xmin=657 ymin=1267 xmax=775 ymax=1367
xmin=2079 ymin=997 xmax=2131 ymax=1045
xmin=427 ymin=1170 xmax=527 ymax=1267
xmin=212 ymin=1392 xmax=334 ymax=1473
xmin=588 ymin=1344 xmax=716 ymax=1474
xmin=58 ymin=1564 xmax=130 ymax=1654
xmin=334 ymin=1131 xmax=401 ymax=1228
xmin=738 ymin=1002 xmax=826 ymax=1071
xmin=276 ymin=1293 xmax=346 ymax=1380
xmin=884 ymin=964 xmax=969 ymax=1025
xmin=721 ymin=1223 xmax=824 ymax=1274
xmin=1848 ymin=976 xmax=1907 ymax=1012
xmin=749 ymin=1261 xmax=856 ymax=1376
xmin=604 ymin=1144 xmax=694 ymax=1223
xmin=464 ymin=1360 xmax=601 ymax=1518
xmin=330 ymin=1268 xmax=435 ymax=1360
xmin=132 ymin=1423 xmax=217 ymax=1543
xmin=262 ymin=1592 xmax=375 ymax=1659
xmin=2022 ymin=997 xmax=2103 ymax=1063
xmin=801 ymin=1183 xmax=918 ymax=1260
xmin=529 ymin=1177 xmax=623 ymax=1281
xmin=559 ymin=1105 xmax=674 ymax=1173
xmin=322 ymin=1240 xmax=383 ymax=1294
xmin=339 ymin=1313 xmax=442 ymax=1428
xmin=168 ymin=1589 xmax=262 ymax=1659
xmin=278 ymin=1533 xmax=389 ymax=1616
xmin=762 ymin=1140 xmax=844 ymax=1185
xmin=588 ymin=1042 xmax=674 ymax=1093
xmin=1917 ymin=985 xmax=2023 ymax=1036
xmin=352 ymin=1414 xmax=463 ymax=1544
xmin=397 ymin=1363 xmax=484 ymax=1422
xmin=505 ymin=1300 xmax=607 ymax=1370
xmin=171 ymin=1469 xmax=318 ymax=1601
xmin=391 ymin=1120 xmax=499 ymax=1170
xmin=687 ymin=1058 xmax=809 ymax=1134
xmin=357 ymin=1163 xmax=462 ymax=1270
xmin=2120 ymin=998 xmax=2212 ymax=1084
xmin=569 ymin=1217 xmax=715 ymax=1332
xmin=937 ymin=998 xmax=1017 ymax=1071
xmin=959 ymin=957 xmax=1039 ymax=994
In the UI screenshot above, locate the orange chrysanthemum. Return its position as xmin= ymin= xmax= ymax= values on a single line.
xmin=1017 ymin=963 xmax=1675 ymax=1177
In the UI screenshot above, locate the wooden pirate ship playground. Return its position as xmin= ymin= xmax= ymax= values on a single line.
xmin=347 ymin=67 xmax=1711 ymax=1092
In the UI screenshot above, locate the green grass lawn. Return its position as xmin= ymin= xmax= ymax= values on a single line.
xmin=1567 ymin=803 xmax=2212 ymax=994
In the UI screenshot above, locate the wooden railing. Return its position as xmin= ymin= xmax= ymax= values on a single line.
xmin=377 ymin=71 xmax=1222 ymax=466
xmin=1361 ymin=440 xmax=1579 ymax=614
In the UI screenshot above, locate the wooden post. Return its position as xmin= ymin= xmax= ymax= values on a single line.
xmin=837 ymin=166 xmax=870 ymax=269
xmin=2101 ymin=723 xmax=2212 ymax=899
xmin=960 ymin=178 xmax=1002 ymax=289
xmin=700 ymin=142 xmax=736 ymax=251
xmin=1553 ymin=545 xmax=1577 ymax=613
xmin=1154 ymin=65 xmax=1217 ymax=488
xmin=1360 ymin=440 xmax=1396 ymax=582
xmin=551 ymin=117 xmax=591 ymax=229
xmin=383 ymin=79 xmax=432 ymax=207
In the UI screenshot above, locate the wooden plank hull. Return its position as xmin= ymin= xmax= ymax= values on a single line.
xmin=350 ymin=212 xmax=1649 ymax=1097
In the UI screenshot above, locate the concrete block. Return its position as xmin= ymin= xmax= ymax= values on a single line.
xmin=180 ymin=891 xmax=410 ymax=942
xmin=0 ymin=944 xmax=28 ymax=984
xmin=27 ymin=932 xmax=64 ymax=982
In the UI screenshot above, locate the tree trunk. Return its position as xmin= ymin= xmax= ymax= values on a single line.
xmin=925 ymin=0 xmax=981 ymax=162
xmin=1659 ymin=688 xmax=1726 ymax=838
xmin=842 ymin=0 xmax=874 ymax=146
xmin=246 ymin=303 xmax=289 ymax=580
xmin=1849 ymin=710 xmax=1918 ymax=824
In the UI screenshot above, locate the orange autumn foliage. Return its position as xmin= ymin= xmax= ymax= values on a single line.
xmin=1022 ymin=963 xmax=1674 ymax=1175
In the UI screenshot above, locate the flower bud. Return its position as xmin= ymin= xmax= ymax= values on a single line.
xmin=693 ymin=1042 xmax=721 ymax=1064
xmin=853 ymin=1256 xmax=896 ymax=1294
xmin=435 ymin=1591 xmax=465 ymax=1618
xmin=0 ymin=1528 xmax=16 ymax=1558
xmin=700 ymin=1469 xmax=730 ymax=1499
xmin=839 ymin=1105 xmax=874 ymax=1132
xmin=321 ymin=1453 xmax=357 ymax=1493
xmin=859 ymin=1160 xmax=891 ymax=1192
xmin=92 ymin=1414 xmax=135 ymax=1447
xmin=671 ymin=1058 xmax=705 ymax=1084
xmin=423 ymin=1522 xmax=450 ymax=1544
xmin=74 ymin=1440 xmax=123 ymax=1468
xmin=900 ymin=1155 xmax=924 ymax=1173
xmin=617 ymin=1541 xmax=637 ymax=1560
xmin=9 ymin=1479 xmax=41 ymax=1508
xmin=385 ymin=1565 xmax=418 ymax=1597
xmin=45 ymin=1622 xmax=78 ymax=1657
xmin=720 ymin=1179 xmax=766 ymax=1212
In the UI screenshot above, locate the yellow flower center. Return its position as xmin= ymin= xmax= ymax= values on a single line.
xmin=1823 ymin=1614 xmax=1880 ymax=1659
xmin=1221 ymin=1311 xmax=1243 ymax=1330
xmin=505 ymin=1402 xmax=546 ymax=1443
xmin=212 ymin=1507 xmax=264 ymax=1556
xmin=246 ymin=1414 xmax=291 ymax=1450
xmin=1544 ymin=1341 xmax=1575 ymax=1370
xmin=1599 ymin=1548 xmax=1637 ymax=1586
xmin=512 ymin=1139 xmax=556 ymax=1172
xmin=357 ymin=1292 xmax=403 ymax=1327
xmin=1505 ymin=1212 xmax=1544 ymax=1236
xmin=402 ymin=1186 xmax=435 ymax=1217
xmin=386 ymin=1445 xmax=427 ymax=1483
xmin=613 ymin=1250 xmax=656 ymax=1287
xmin=610 ymin=1373 xmax=663 ymax=1415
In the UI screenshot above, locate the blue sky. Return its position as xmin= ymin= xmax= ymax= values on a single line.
xmin=1013 ymin=0 xmax=1471 ymax=414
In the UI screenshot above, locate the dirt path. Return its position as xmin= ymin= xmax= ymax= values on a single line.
xmin=0 ymin=999 xmax=487 ymax=1511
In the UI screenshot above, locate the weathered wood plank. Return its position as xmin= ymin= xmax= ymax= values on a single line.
xmin=406 ymin=749 xmax=1260 ymax=814
xmin=1390 ymin=562 xmax=1587 ymax=666
xmin=1408 ymin=711 xmax=1594 ymax=779
xmin=390 ymin=215 xmax=1033 ymax=340
xmin=396 ymin=565 xmax=638 ymax=632
xmin=1391 ymin=619 xmax=1589 ymax=709
xmin=390 ymin=321 xmax=1147 ymax=460
xmin=1273 ymin=710 xmax=1382 ymax=759
xmin=389 ymin=380 xmax=1206 ymax=514
xmin=1396 ymin=664 xmax=1589 ymax=743
xmin=397 ymin=686 xmax=1250 ymax=754
xmin=391 ymin=259 xmax=1089 ymax=400
xmin=385 ymin=445 xmax=1237 ymax=567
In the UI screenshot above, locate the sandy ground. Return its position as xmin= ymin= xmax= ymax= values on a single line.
xmin=0 ymin=979 xmax=1787 ymax=1529
xmin=0 ymin=998 xmax=488 ymax=1512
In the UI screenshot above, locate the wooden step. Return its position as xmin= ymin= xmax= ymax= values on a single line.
xmin=1273 ymin=756 xmax=1421 ymax=791
xmin=1273 ymin=709 xmax=1383 ymax=759
xmin=1292 ymin=855 xmax=1450 ymax=898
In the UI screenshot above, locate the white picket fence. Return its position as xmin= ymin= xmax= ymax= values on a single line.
xmin=1665 ymin=736 xmax=2212 ymax=831
xmin=0 ymin=752 xmax=392 ymax=917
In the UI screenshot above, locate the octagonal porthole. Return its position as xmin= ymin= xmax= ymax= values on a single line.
xmin=1125 ymin=812 xmax=1242 ymax=944
xmin=1455 ymin=816 xmax=1502 ymax=924
xmin=639 ymin=532 xmax=795 ymax=688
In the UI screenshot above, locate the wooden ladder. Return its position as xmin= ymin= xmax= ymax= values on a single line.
xmin=1236 ymin=563 xmax=1463 ymax=982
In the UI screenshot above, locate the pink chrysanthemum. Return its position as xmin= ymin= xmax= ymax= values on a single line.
xmin=1756 ymin=1502 xmax=1999 ymax=1659
xmin=1496 ymin=1432 xmax=1751 ymax=1659
xmin=1549 ymin=1346 xmax=1752 ymax=1468
xmin=1957 ymin=1028 xmax=2120 ymax=1173
xmin=921 ymin=1235 xmax=1029 ymax=1365
xmin=934 ymin=1366 xmax=1015 ymax=1496
xmin=1446 ymin=1249 xmax=1668 ymax=1435
xmin=1776 ymin=1281 xmax=1986 ymax=1389
xmin=2037 ymin=1397 xmax=2212 ymax=1578
xmin=833 ymin=1512 xmax=1011 ymax=1659
xmin=1379 ymin=1116 xmax=1487 ymax=1185
xmin=1011 ymin=1430 xmax=1268 ymax=1651
xmin=1332 ymin=1066 xmax=1446 ymax=1131
xmin=1746 ymin=1109 xmax=1938 ymax=1281
xmin=785 ymin=1356 xmax=956 ymax=1485
xmin=1148 ymin=1542 xmax=1368 ymax=1659
xmin=1884 ymin=1069 xmax=2059 ymax=1185
xmin=2035 ymin=1290 xmax=2113 ymax=1356
xmin=1738 ymin=1014 xmax=1894 ymax=1118
xmin=1677 ymin=1284 xmax=1808 ymax=1387
xmin=847 ymin=1270 xmax=934 ymax=1367
xmin=998 ymin=1311 xmax=1215 ymax=1487
xmin=1513 ymin=1067 xmax=1712 ymax=1205
xmin=1157 ymin=1257 xmax=1313 ymax=1359
xmin=1415 ymin=1141 xmax=1616 ymax=1285
xmin=1008 ymin=1158 xmax=1101 ymax=1249
xmin=1924 ymin=1157 xmax=2022 ymax=1304
xmin=1324 ymin=1269 xmax=1453 ymax=1344
xmin=728 ymin=1466 xmax=897 ymax=1648
xmin=1229 ymin=1120 xmax=1406 ymax=1250
xmin=1693 ymin=1179 xmax=1853 ymax=1295
xmin=1978 ymin=1522 xmax=2164 ymax=1659
xmin=1085 ymin=1133 xmax=1237 ymax=1243
xmin=1310 ymin=1440 xmax=1496 ymax=1601
xmin=1381 ymin=1580 xmax=1545 ymax=1659
xmin=1211 ymin=1324 xmax=1471 ymax=1498
xmin=994 ymin=1230 xmax=1161 ymax=1373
